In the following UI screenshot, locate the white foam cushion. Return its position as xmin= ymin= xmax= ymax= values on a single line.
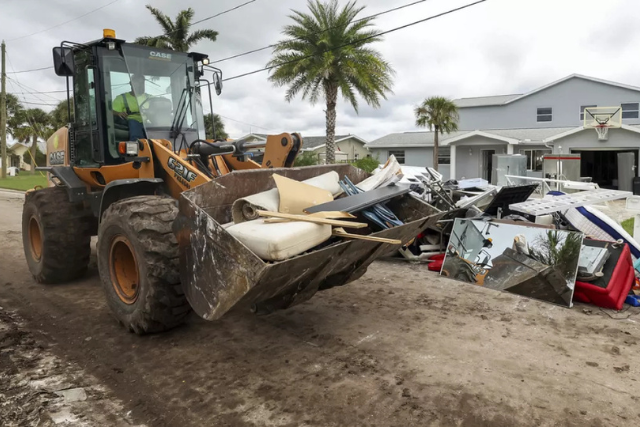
xmin=226 ymin=220 xmax=331 ymax=261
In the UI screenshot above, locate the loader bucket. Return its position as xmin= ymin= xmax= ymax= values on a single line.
xmin=174 ymin=165 xmax=443 ymax=321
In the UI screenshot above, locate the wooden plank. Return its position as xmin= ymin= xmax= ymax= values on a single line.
xmin=263 ymin=211 xmax=356 ymax=223
xmin=332 ymin=228 xmax=401 ymax=244
xmin=257 ymin=210 xmax=367 ymax=228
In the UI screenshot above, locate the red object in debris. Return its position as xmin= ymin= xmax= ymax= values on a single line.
xmin=428 ymin=253 xmax=445 ymax=272
xmin=574 ymin=242 xmax=635 ymax=310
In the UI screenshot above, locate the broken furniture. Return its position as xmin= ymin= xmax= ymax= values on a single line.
xmin=227 ymin=220 xmax=332 ymax=261
xmin=574 ymin=239 xmax=635 ymax=310
xmin=231 ymin=171 xmax=342 ymax=223
xmin=482 ymin=184 xmax=538 ymax=217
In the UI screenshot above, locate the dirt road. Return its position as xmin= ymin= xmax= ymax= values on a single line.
xmin=1 ymin=190 xmax=640 ymax=427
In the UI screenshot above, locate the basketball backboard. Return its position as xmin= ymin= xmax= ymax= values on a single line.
xmin=583 ymin=106 xmax=622 ymax=141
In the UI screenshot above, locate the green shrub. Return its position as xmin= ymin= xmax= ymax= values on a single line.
xmin=294 ymin=151 xmax=319 ymax=167
xmin=351 ymin=156 xmax=380 ymax=173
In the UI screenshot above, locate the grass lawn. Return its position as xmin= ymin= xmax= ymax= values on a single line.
xmin=622 ymin=217 xmax=634 ymax=236
xmin=0 ymin=174 xmax=48 ymax=191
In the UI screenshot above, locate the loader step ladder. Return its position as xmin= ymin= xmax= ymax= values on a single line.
xmin=508 ymin=189 xmax=632 ymax=216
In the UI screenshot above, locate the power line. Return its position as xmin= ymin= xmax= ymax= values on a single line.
xmin=222 ymin=0 xmax=487 ymax=82
xmin=6 ymin=0 xmax=258 ymax=74
xmin=9 ymin=99 xmax=59 ymax=107
xmin=215 ymin=114 xmax=273 ymax=132
xmin=212 ymin=0 xmax=435 ymax=65
xmin=8 ymin=0 xmax=121 ymax=42
xmin=7 ymin=75 xmax=64 ymax=102
xmin=6 ymin=66 xmax=53 ymax=74
xmin=149 ymin=0 xmax=259 ymax=40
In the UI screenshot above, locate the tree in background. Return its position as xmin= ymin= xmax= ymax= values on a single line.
xmin=12 ymin=109 xmax=53 ymax=174
xmin=135 ymin=5 xmax=218 ymax=52
xmin=267 ymin=0 xmax=394 ymax=164
xmin=50 ymin=98 xmax=74 ymax=130
xmin=415 ymin=96 xmax=459 ymax=172
xmin=5 ymin=94 xmax=24 ymax=138
xmin=204 ymin=113 xmax=229 ymax=140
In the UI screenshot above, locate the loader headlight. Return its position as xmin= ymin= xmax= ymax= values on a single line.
xmin=118 ymin=141 xmax=139 ymax=156
xmin=202 ymin=58 xmax=210 ymax=65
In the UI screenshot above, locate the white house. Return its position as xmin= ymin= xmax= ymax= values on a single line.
xmin=235 ymin=133 xmax=370 ymax=163
xmin=0 ymin=142 xmax=32 ymax=171
xmin=367 ymin=74 xmax=640 ymax=189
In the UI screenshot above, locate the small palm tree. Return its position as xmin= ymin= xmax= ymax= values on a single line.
xmin=135 ymin=5 xmax=218 ymax=52
xmin=13 ymin=109 xmax=53 ymax=174
xmin=267 ymin=0 xmax=394 ymax=164
xmin=204 ymin=113 xmax=229 ymax=140
xmin=415 ymin=96 xmax=459 ymax=172
xmin=528 ymin=231 xmax=582 ymax=278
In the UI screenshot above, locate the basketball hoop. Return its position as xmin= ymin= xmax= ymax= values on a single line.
xmin=583 ymin=106 xmax=622 ymax=142
xmin=595 ymin=124 xmax=610 ymax=141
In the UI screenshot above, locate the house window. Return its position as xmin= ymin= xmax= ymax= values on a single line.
xmin=537 ymin=107 xmax=552 ymax=122
xmin=520 ymin=149 xmax=551 ymax=171
xmin=622 ymin=103 xmax=639 ymax=119
xmin=580 ymin=105 xmax=597 ymax=121
xmin=388 ymin=150 xmax=405 ymax=164
xmin=438 ymin=148 xmax=450 ymax=165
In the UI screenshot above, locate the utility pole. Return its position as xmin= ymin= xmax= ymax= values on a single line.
xmin=0 ymin=40 xmax=7 ymax=179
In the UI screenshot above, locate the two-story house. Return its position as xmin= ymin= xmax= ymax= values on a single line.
xmin=366 ymin=74 xmax=640 ymax=188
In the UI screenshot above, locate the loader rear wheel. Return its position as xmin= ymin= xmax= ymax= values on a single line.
xmin=22 ymin=186 xmax=93 ymax=283
xmin=97 ymin=196 xmax=190 ymax=334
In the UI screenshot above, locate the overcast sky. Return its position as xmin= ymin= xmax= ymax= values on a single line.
xmin=2 ymin=0 xmax=639 ymax=143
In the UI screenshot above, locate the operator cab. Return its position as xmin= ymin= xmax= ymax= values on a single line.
xmin=52 ymin=29 xmax=222 ymax=168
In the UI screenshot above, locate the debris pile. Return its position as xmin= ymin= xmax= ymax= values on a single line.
xmin=379 ymin=162 xmax=640 ymax=311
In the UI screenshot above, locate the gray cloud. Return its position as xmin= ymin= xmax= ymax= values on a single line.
xmin=2 ymin=0 xmax=639 ymax=142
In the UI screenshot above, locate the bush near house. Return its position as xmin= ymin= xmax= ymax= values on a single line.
xmin=294 ymin=152 xmax=319 ymax=167
xmin=351 ymin=156 xmax=380 ymax=174
xmin=0 ymin=175 xmax=48 ymax=191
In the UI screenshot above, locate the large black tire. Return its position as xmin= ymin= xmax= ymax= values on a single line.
xmin=97 ymin=196 xmax=190 ymax=334
xmin=22 ymin=186 xmax=93 ymax=283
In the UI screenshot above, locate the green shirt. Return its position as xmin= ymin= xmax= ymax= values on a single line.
xmin=113 ymin=92 xmax=149 ymax=123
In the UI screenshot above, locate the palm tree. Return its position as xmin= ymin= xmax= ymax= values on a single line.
xmin=415 ymin=97 xmax=459 ymax=172
xmin=267 ymin=0 xmax=394 ymax=164
xmin=13 ymin=109 xmax=53 ymax=174
xmin=135 ymin=5 xmax=218 ymax=52
xmin=204 ymin=113 xmax=229 ymax=141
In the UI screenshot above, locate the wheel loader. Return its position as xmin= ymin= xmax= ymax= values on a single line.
xmin=22 ymin=30 xmax=439 ymax=334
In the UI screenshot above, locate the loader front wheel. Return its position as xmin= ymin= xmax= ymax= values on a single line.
xmin=98 ymin=196 xmax=190 ymax=334
xmin=22 ymin=186 xmax=93 ymax=283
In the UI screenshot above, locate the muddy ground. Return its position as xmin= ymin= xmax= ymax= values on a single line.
xmin=1 ymin=189 xmax=640 ymax=427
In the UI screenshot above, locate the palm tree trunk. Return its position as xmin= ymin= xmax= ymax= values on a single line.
xmin=433 ymin=127 xmax=439 ymax=172
xmin=324 ymin=84 xmax=338 ymax=164
xmin=30 ymin=134 xmax=37 ymax=175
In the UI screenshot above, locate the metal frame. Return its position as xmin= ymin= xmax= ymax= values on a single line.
xmin=505 ymin=174 xmax=599 ymax=195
